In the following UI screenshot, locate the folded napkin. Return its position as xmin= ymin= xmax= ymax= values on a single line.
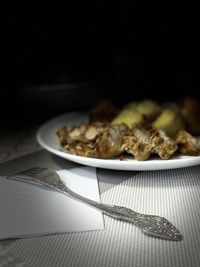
xmin=0 ymin=167 xmax=104 ymax=240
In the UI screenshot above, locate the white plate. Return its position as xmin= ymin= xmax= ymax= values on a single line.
xmin=37 ymin=112 xmax=200 ymax=171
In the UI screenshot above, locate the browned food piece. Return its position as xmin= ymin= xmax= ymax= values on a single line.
xmin=56 ymin=122 xmax=106 ymax=158
xmin=149 ymin=129 xmax=178 ymax=159
xmin=65 ymin=141 xmax=98 ymax=158
xmin=179 ymin=97 xmax=200 ymax=135
xmin=56 ymin=126 xmax=72 ymax=146
xmin=122 ymin=127 xmax=178 ymax=160
xmin=175 ymin=130 xmax=200 ymax=156
xmin=89 ymin=99 xmax=119 ymax=123
xmin=56 ymin=122 xmax=106 ymax=144
xmin=56 ymin=122 xmax=128 ymax=159
xmin=122 ymin=127 xmax=152 ymax=160
xmin=96 ymin=124 xmax=128 ymax=158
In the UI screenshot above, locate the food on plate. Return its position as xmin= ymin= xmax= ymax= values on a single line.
xmin=122 ymin=126 xmax=177 ymax=160
xmin=111 ymin=99 xmax=162 ymax=128
xmin=111 ymin=108 xmax=144 ymax=128
xmin=134 ymin=99 xmax=162 ymax=121
xmin=175 ymin=130 xmax=200 ymax=156
xmin=56 ymin=122 xmax=200 ymax=161
xmin=152 ymin=108 xmax=185 ymax=137
xmin=179 ymin=97 xmax=200 ymax=135
xmin=56 ymin=97 xmax=200 ymax=161
xmin=57 ymin=122 xmax=128 ymax=158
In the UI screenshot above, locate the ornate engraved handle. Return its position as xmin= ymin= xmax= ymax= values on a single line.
xmin=56 ymin=180 xmax=182 ymax=241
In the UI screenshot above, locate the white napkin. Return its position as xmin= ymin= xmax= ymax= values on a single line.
xmin=0 ymin=167 xmax=104 ymax=240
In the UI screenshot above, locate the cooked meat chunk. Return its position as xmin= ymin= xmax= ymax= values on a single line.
xmin=122 ymin=127 xmax=152 ymax=160
xmin=122 ymin=127 xmax=177 ymax=160
xmin=56 ymin=126 xmax=71 ymax=146
xmin=56 ymin=123 xmax=106 ymax=144
xmin=56 ymin=121 xmax=199 ymax=160
xmin=56 ymin=123 xmax=128 ymax=159
xmin=96 ymin=124 xmax=128 ymax=158
xmin=150 ymin=129 xmax=178 ymax=159
xmin=175 ymin=130 xmax=200 ymax=156
xmin=64 ymin=141 xmax=98 ymax=158
xmin=56 ymin=122 xmax=106 ymax=157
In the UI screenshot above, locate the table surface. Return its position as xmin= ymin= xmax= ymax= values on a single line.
xmin=0 ymin=126 xmax=41 ymax=164
xmin=0 ymin=127 xmax=200 ymax=267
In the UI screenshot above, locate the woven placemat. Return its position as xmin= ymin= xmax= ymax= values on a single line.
xmin=2 ymin=161 xmax=199 ymax=267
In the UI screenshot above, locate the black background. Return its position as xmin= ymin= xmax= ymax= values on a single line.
xmin=1 ymin=10 xmax=200 ymax=126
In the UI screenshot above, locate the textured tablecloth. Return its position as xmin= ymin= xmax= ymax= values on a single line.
xmin=0 ymin=149 xmax=200 ymax=267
